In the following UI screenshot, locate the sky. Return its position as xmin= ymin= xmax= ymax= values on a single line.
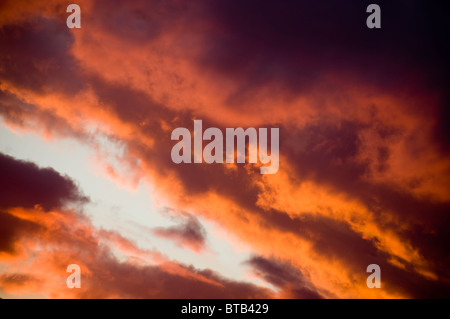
xmin=0 ymin=0 xmax=450 ymax=298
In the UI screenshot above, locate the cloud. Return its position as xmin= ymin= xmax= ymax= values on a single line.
xmin=0 ymin=153 xmax=273 ymax=298
xmin=0 ymin=0 xmax=449 ymax=298
xmin=246 ymin=256 xmax=323 ymax=299
xmin=153 ymin=214 xmax=207 ymax=253
xmin=0 ymin=211 xmax=41 ymax=255
xmin=0 ymin=152 xmax=87 ymax=211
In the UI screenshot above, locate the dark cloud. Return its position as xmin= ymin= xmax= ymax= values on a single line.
xmin=0 ymin=211 xmax=41 ymax=254
xmin=202 ymin=1 xmax=449 ymax=95
xmin=246 ymin=256 xmax=322 ymax=299
xmin=80 ymin=255 xmax=272 ymax=298
xmin=283 ymin=121 xmax=368 ymax=188
xmin=90 ymin=0 xmax=201 ymax=44
xmin=0 ymin=152 xmax=87 ymax=211
xmin=153 ymin=214 xmax=207 ymax=252
xmin=0 ymin=16 xmax=84 ymax=95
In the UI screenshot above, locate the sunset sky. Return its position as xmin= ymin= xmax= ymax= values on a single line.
xmin=1 ymin=0 xmax=450 ymax=298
